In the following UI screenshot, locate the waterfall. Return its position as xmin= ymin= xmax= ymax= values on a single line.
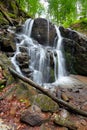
xmin=24 ymin=19 xmax=34 ymax=37
xmin=55 ymin=26 xmax=67 ymax=80
xmin=11 ymin=18 xmax=67 ymax=87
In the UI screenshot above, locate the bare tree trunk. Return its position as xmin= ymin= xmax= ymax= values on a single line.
xmin=9 ymin=67 xmax=87 ymax=117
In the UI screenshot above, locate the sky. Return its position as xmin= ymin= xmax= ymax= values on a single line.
xmin=35 ymin=0 xmax=49 ymax=18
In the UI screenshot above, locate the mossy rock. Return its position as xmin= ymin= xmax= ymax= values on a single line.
xmin=15 ymin=81 xmax=37 ymax=100
xmin=31 ymin=94 xmax=59 ymax=112
xmin=0 ymin=53 xmax=15 ymax=85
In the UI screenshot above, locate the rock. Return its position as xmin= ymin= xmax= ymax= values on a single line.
xmin=18 ymin=61 xmax=29 ymax=68
xmin=14 ymin=81 xmax=37 ymax=100
xmin=53 ymin=112 xmax=77 ymax=130
xmin=81 ymin=102 xmax=87 ymax=111
xmin=59 ymin=27 xmax=87 ymax=75
xmin=20 ymin=105 xmax=46 ymax=126
xmin=61 ymin=93 xmax=69 ymax=102
xmin=21 ymin=68 xmax=32 ymax=74
xmin=0 ymin=31 xmax=16 ymax=53
xmin=16 ymin=25 xmax=23 ymax=33
xmin=16 ymin=53 xmax=29 ymax=63
xmin=31 ymin=18 xmax=56 ymax=46
xmin=0 ymin=53 xmax=15 ymax=85
xmin=31 ymin=94 xmax=59 ymax=112
xmin=21 ymin=68 xmax=33 ymax=78
xmin=58 ymin=109 xmax=70 ymax=119
xmin=19 ymin=46 xmax=28 ymax=53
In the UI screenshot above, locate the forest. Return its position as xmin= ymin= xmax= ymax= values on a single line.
xmin=0 ymin=0 xmax=87 ymax=130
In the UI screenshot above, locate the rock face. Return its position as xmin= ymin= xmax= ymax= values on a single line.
xmin=59 ymin=26 xmax=87 ymax=75
xmin=31 ymin=18 xmax=87 ymax=75
xmin=0 ymin=27 xmax=16 ymax=55
xmin=31 ymin=18 xmax=56 ymax=46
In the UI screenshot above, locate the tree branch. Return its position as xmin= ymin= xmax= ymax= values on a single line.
xmin=0 ymin=5 xmax=14 ymax=26
xmin=9 ymin=67 xmax=87 ymax=117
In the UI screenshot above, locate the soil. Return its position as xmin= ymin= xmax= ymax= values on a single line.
xmin=0 ymin=73 xmax=87 ymax=130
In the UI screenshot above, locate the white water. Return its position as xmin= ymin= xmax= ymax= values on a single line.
xmin=11 ymin=18 xmax=68 ymax=87
xmin=55 ymin=26 xmax=67 ymax=79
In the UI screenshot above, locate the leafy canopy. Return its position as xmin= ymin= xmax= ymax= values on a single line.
xmin=16 ymin=0 xmax=87 ymax=26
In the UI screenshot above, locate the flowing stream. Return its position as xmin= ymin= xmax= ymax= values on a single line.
xmin=11 ymin=18 xmax=67 ymax=87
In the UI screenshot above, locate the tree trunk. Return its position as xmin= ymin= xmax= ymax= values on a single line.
xmin=9 ymin=67 xmax=87 ymax=117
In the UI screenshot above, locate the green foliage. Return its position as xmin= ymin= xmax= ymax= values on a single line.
xmin=70 ymin=17 xmax=87 ymax=34
xmin=47 ymin=0 xmax=76 ymax=24
xmin=16 ymin=0 xmax=45 ymax=18
xmin=15 ymin=0 xmax=87 ymax=26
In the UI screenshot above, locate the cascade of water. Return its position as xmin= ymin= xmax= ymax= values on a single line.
xmin=11 ymin=18 xmax=68 ymax=87
xmin=11 ymin=19 xmax=34 ymax=74
xmin=11 ymin=40 xmax=23 ymax=74
xmin=24 ymin=18 xmax=34 ymax=37
xmin=28 ymin=44 xmax=51 ymax=85
xmin=55 ymin=26 xmax=67 ymax=80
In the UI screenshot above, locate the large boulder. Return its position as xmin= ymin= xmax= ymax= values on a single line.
xmin=31 ymin=18 xmax=56 ymax=46
xmin=59 ymin=26 xmax=87 ymax=75
xmin=0 ymin=27 xmax=16 ymax=55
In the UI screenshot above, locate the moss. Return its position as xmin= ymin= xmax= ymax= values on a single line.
xmin=0 ymin=13 xmax=9 ymax=25
xmin=8 ymin=13 xmax=16 ymax=19
xmin=10 ymin=1 xmax=18 ymax=16
xmin=50 ymin=68 xmax=55 ymax=82
xmin=31 ymin=94 xmax=59 ymax=112
xmin=70 ymin=18 xmax=87 ymax=35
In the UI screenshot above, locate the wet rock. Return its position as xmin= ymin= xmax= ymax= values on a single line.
xmin=21 ymin=68 xmax=32 ymax=74
xmin=16 ymin=25 xmax=24 ymax=33
xmin=16 ymin=53 xmax=29 ymax=63
xmin=21 ymin=68 xmax=33 ymax=78
xmin=18 ymin=61 xmax=29 ymax=68
xmin=31 ymin=18 xmax=56 ymax=46
xmin=19 ymin=46 xmax=28 ymax=53
xmin=60 ymin=27 xmax=87 ymax=75
xmin=20 ymin=105 xmax=46 ymax=126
